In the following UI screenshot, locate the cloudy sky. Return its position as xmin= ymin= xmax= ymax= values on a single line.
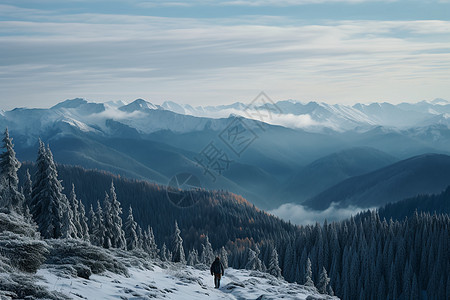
xmin=1 ymin=0 xmax=450 ymax=109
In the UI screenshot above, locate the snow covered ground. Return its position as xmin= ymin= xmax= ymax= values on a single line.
xmin=37 ymin=263 xmax=338 ymax=300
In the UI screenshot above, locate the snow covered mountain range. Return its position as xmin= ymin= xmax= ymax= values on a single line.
xmin=2 ymin=97 xmax=450 ymax=211
xmin=162 ymin=97 xmax=450 ymax=131
xmin=2 ymin=97 xmax=449 ymax=139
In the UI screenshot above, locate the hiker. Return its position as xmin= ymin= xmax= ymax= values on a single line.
xmin=210 ymin=256 xmax=225 ymax=288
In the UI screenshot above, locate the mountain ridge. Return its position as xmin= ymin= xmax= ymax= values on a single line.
xmin=304 ymin=153 xmax=450 ymax=210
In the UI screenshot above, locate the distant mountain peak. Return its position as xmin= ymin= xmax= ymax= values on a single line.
xmin=431 ymin=98 xmax=449 ymax=105
xmin=51 ymin=98 xmax=88 ymax=109
xmin=119 ymin=98 xmax=160 ymax=112
xmin=104 ymin=100 xmax=128 ymax=108
xmin=161 ymin=101 xmax=185 ymax=114
xmin=131 ymin=98 xmax=150 ymax=107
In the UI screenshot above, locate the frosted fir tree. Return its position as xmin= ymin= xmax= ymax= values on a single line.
xmin=246 ymin=245 xmax=264 ymax=271
xmin=78 ymin=198 xmax=90 ymax=241
xmin=171 ymin=221 xmax=185 ymax=263
xmin=136 ymin=224 xmax=144 ymax=249
xmin=30 ymin=142 xmax=73 ymax=238
xmin=68 ymin=184 xmax=83 ymax=239
xmin=160 ymin=243 xmax=168 ymax=261
xmin=219 ymin=246 xmax=228 ymax=269
xmin=102 ymin=191 xmax=113 ymax=248
xmin=0 ymin=128 xmax=24 ymax=211
xmin=317 ymin=266 xmax=333 ymax=295
xmin=124 ymin=206 xmax=138 ymax=250
xmin=160 ymin=242 xmax=173 ymax=261
xmin=108 ymin=182 xmax=126 ymax=249
xmin=23 ymin=169 xmax=32 ymax=207
xmin=61 ymin=209 xmax=76 ymax=239
xmin=0 ymin=129 xmax=20 ymax=191
xmin=143 ymin=225 xmax=158 ymax=258
xmin=167 ymin=248 xmax=173 ymax=262
xmin=187 ymin=248 xmax=199 ymax=266
xmin=268 ymin=248 xmax=282 ymax=278
xmin=87 ymin=204 xmax=96 ymax=238
xmin=23 ymin=204 xmax=35 ymax=225
xmin=92 ymin=200 xmax=106 ymax=247
xmin=200 ymin=234 xmax=215 ymax=265
xmin=200 ymin=244 xmax=207 ymax=264
xmin=304 ymin=257 xmax=315 ymax=287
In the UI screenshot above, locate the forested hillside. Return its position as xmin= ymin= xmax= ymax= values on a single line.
xmin=18 ymin=162 xmax=296 ymax=252
xmin=378 ymin=187 xmax=450 ymax=221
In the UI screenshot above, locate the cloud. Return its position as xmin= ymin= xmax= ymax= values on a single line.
xmin=183 ymin=107 xmax=326 ymax=129
xmin=269 ymin=202 xmax=374 ymax=225
xmin=0 ymin=5 xmax=450 ymax=109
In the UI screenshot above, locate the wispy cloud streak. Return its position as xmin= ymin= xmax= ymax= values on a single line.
xmin=0 ymin=4 xmax=449 ymax=108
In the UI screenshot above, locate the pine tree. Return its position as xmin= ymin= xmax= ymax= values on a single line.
xmin=23 ymin=169 xmax=32 ymax=207
xmin=108 ymin=181 xmax=126 ymax=249
xmin=61 ymin=209 xmax=76 ymax=239
xmin=124 ymin=206 xmax=138 ymax=250
xmin=283 ymin=241 xmax=295 ymax=282
xmin=304 ymin=257 xmax=315 ymax=287
xmin=246 ymin=245 xmax=264 ymax=271
xmin=160 ymin=242 xmax=172 ymax=261
xmin=78 ymin=199 xmax=90 ymax=241
xmin=136 ymin=224 xmax=144 ymax=249
xmin=0 ymin=128 xmax=24 ymax=211
xmin=160 ymin=243 xmax=168 ymax=261
xmin=411 ymin=273 xmax=420 ymax=300
xmin=220 ymin=246 xmax=228 ymax=269
xmin=68 ymin=184 xmax=83 ymax=239
xmin=200 ymin=234 xmax=215 ymax=265
xmin=268 ymin=248 xmax=282 ymax=278
xmin=187 ymin=249 xmax=199 ymax=266
xmin=171 ymin=221 xmax=185 ymax=263
xmin=402 ymin=262 xmax=412 ymax=300
xmin=0 ymin=128 xmax=20 ymax=191
xmin=446 ymin=274 xmax=450 ymax=300
xmin=200 ymin=244 xmax=207 ymax=264
xmin=102 ymin=191 xmax=112 ymax=248
xmin=87 ymin=204 xmax=96 ymax=237
xmin=317 ymin=266 xmax=332 ymax=295
xmin=30 ymin=142 xmax=73 ymax=238
xmin=92 ymin=200 xmax=106 ymax=247
xmin=167 ymin=248 xmax=173 ymax=262
xmin=144 ymin=226 xmax=158 ymax=258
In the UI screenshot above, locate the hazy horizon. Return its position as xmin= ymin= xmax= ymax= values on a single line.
xmin=1 ymin=96 xmax=449 ymax=111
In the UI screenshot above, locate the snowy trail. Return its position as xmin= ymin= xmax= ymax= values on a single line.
xmin=38 ymin=265 xmax=237 ymax=300
xmin=37 ymin=264 xmax=336 ymax=300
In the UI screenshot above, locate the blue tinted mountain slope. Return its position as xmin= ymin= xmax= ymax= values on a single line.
xmin=346 ymin=126 xmax=443 ymax=158
xmin=280 ymin=147 xmax=398 ymax=203
xmin=146 ymin=124 xmax=345 ymax=178
xmin=304 ymin=154 xmax=450 ymax=210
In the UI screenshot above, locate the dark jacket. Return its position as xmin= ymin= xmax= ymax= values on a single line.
xmin=210 ymin=259 xmax=224 ymax=276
